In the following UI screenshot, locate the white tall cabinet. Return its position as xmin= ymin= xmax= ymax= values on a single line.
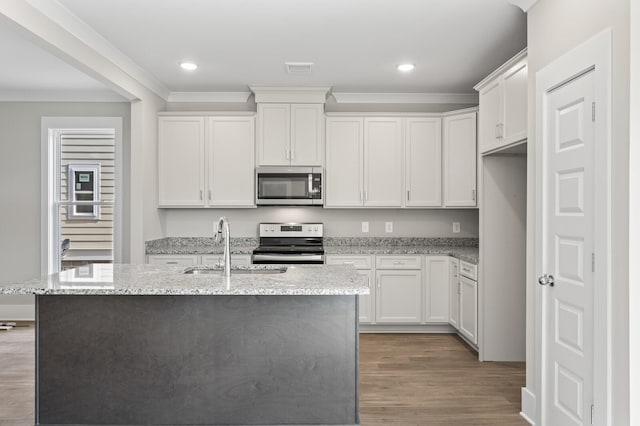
xmin=443 ymin=111 xmax=477 ymax=207
xmin=158 ymin=114 xmax=255 ymax=208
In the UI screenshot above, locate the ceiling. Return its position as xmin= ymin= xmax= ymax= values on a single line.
xmin=1 ymin=0 xmax=526 ymax=100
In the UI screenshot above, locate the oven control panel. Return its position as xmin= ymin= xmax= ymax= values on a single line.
xmin=259 ymin=223 xmax=323 ymax=237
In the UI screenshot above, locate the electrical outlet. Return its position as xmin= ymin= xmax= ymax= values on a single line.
xmin=385 ymin=222 xmax=393 ymax=233
xmin=453 ymin=222 xmax=461 ymax=233
xmin=361 ymin=221 xmax=369 ymax=233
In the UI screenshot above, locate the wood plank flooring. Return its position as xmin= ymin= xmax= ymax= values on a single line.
xmin=0 ymin=327 xmax=525 ymax=425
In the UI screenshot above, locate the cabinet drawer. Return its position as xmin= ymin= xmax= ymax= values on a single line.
xmin=147 ymin=255 xmax=199 ymax=266
xmin=325 ymin=255 xmax=372 ymax=270
xmin=375 ymin=255 xmax=422 ymax=270
xmin=459 ymin=260 xmax=477 ymax=280
xmin=201 ymin=254 xmax=252 ymax=266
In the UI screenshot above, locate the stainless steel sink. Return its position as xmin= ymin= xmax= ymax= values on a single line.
xmin=182 ymin=266 xmax=287 ymax=275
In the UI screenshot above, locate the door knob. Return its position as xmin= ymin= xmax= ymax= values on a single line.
xmin=538 ymin=274 xmax=555 ymax=287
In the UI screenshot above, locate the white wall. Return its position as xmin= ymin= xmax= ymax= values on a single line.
xmin=527 ymin=0 xmax=630 ymax=423
xmin=0 ymin=102 xmax=130 ymax=320
xmin=162 ymin=208 xmax=479 ymax=238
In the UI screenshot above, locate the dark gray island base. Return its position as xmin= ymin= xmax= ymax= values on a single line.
xmin=37 ymin=294 xmax=359 ymax=426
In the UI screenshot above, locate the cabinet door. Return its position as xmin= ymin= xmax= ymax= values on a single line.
xmin=147 ymin=255 xmax=198 ymax=265
xmin=290 ymin=104 xmax=323 ymax=166
xmin=325 ymin=117 xmax=364 ymax=207
xmin=459 ymin=275 xmax=478 ymax=345
xmin=375 ymin=270 xmax=422 ymax=323
xmin=364 ymin=118 xmax=403 ymax=207
xmin=502 ymin=59 xmax=528 ymax=145
xmin=424 ymin=256 xmax=450 ymax=323
xmin=449 ymin=258 xmax=460 ymax=329
xmin=257 ymin=103 xmax=290 ymax=165
xmin=405 ymin=118 xmax=442 ymax=207
xmin=478 ymin=80 xmax=502 ymax=154
xmin=443 ymin=112 xmax=477 ymax=207
xmin=357 ymin=269 xmax=375 ymax=324
xmin=207 ymin=117 xmax=255 ymax=207
xmin=158 ymin=117 xmax=205 ymax=207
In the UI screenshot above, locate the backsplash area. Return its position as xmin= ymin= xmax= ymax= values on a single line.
xmin=160 ymin=208 xmax=479 ymax=238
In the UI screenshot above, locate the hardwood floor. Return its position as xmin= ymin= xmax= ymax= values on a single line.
xmin=0 ymin=327 xmax=525 ymax=425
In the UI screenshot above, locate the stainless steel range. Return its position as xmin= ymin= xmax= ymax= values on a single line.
xmin=252 ymin=223 xmax=324 ymax=264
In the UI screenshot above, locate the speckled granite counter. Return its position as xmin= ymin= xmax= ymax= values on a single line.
xmin=0 ymin=263 xmax=368 ymax=296
xmin=145 ymin=236 xmax=479 ymax=264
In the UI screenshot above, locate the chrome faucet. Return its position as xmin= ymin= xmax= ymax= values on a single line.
xmin=215 ymin=216 xmax=231 ymax=278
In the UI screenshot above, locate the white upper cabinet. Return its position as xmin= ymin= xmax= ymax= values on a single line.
xmin=158 ymin=115 xmax=255 ymax=208
xmin=404 ymin=118 xmax=442 ymax=207
xmin=257 ymin=103 xmax=323 ymax=166
xmin=475 ymin=50 xmax=528 ymax=154
xmin=364 ymin=118 xmax=403 ymax=207
xmin=207 ymin=116 xmax=255 ymax=207
xmin=443 ymin=111 xmax=477 ymax=207
xmin=158 ymin=116 xmax=206 ymax=207
xmin=325 ymin=117 xmax=364 ymax=207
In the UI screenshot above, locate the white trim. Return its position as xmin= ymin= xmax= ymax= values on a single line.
xmin=0 ymin=90 xmax=126 ymax=102
xmin=167 ymin=92 xmax=252 ymax=103
xmin=508 ymin=0 xmax=539 ymax=12
xmin=23 ymin=0 xmax=170 ymax=100
xmin=41 ymin=117 xmax=123 ymax=275
xmin=359 ymin=324 xmax=456 ymax=333
xmin=332 ymin=92 xmax=478 ymax=104
xmin=474 ymin=48 xmax=528 ymax=91
xmin=520 ymin=387 xmax=536 ymax=425
xmin=534 ymin=29 xmax=611 ymax=426
xmin=250 ymin=86 xmax=330 ymax=103
xmin=324 ymin=107 xmax=478 ymax=119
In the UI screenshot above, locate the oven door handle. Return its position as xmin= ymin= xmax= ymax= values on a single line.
xmin=252 ymin=254 xmax=324 ymax=262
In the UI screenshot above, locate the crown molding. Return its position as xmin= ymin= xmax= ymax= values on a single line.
xmin=22 ymin=0 xmax=170 ymax=100
xmin=250 ymin=86 xmax=331 ymax=103
xmin=473 ymin=48 xmax=528 ymax=91
xmin=508 ymin=0 xmax=539 ymax=12
xmin=0 ymin=89 xmax=127 ymax=102
xmin=167 ymin=92 xmax=252 ymax=103
xmin=331 ymin=92 xmax=478 ymax=104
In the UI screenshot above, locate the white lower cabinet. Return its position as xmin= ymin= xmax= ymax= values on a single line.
xmin=147 ymin=254 xmax=252 ymax=266
xmin=459 ymin=275 xmax=478 ymax=345
xmin=375 ymin=255 xmax=423 ymax=323
xmin=325 ymin=255 xmax=374 ymax=324
xmin=424 ymin=256 xmax=450 ymax=323
xmin=449 ymin=258 xmax=460 ymax=329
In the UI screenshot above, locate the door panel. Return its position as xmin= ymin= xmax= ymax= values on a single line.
xmin=364 ymin=118 xmax=402 ymax=207
xmin=543 ymin=70 xmax=595 ymax=426
xmin=290 ymin=104 xmax=323 ymax=166
xmin=325 ymin=118 xmax=364 ymax=207
xmin=405 ymin=118 xmax=442 ymax=207
xmin=258 ymin=104 xmax=290 ymax=166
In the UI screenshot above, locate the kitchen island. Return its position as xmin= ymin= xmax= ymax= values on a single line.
xmin=2 ymin=264 xmax=368 ymax=426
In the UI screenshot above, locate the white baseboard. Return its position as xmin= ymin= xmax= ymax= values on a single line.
xmin=359 ymin=324 xmax=456 ymax=333
xmin=520 ymin=387 xmax=536 ymax=425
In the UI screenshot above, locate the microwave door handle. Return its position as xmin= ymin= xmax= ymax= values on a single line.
xmin=308 ymin=174 xmax=313 ymax=194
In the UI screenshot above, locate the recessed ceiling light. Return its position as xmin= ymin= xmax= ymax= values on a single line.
xmin=180 ymin=62 xmax=198 ymax=71
xmin=397 ymin=63 xmax=415 ymax=72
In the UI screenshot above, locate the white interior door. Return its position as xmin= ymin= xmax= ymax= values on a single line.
xmin=541 ymin=70 xmax=595 ymax=426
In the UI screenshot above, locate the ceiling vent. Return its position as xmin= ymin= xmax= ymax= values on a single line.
xmin=285 ymin=62 xmax=313 ymax=75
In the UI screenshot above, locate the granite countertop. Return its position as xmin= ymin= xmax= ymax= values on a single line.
xmin=146 ymin=237 xmax=479 ymax=264
xmin=0 ymin=264 xmax=368 ymax=296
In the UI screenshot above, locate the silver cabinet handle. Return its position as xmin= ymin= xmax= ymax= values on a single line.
xmin=343 ymin=261 xmax=355 ymax=265
xmin=208 ymin=189 xmax=212 ymax=201
xmin=407 ymin=190 xmax=410 ymax=202
xmin=495 ymin=123 xmax=501 ymax=139
xmin=199 ymin=190 xmax=203 ymax=200
xmin=538 ymin=274 xmax=555 ymax=287
xmin=290 ymin=149 xmax=295 ymax=160
xmin=472 ymin=189 xmax=476 ymax=202
xmin=365 ymin=191 xmax=368 ymax=201
xmin=285 ymin=147 xmax=290 ymax=160
xmin=166 ymin=261 xmax=178 ymax=265
xmin=366 ymin=276 xmax=370 ymax=288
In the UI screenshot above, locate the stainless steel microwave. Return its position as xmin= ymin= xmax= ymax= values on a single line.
xmin=256 ymin=167 xmax=323 ymax=206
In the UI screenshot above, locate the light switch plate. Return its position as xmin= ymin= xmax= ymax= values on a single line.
xmin=361 ymin=222 xmax=369 ymax=233
xmin=385 ymin=222 xmax=393 ymax=233
xmin=453 ymin=222 xmax=461 ymax=233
